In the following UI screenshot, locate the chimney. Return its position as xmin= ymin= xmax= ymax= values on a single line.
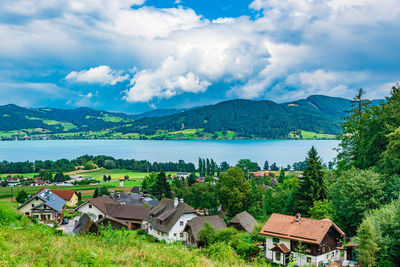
xmin=174 ymin=197 xmax=179 ymax=208
xmin=179 ymin=198 xmax=184 ymax=203
xmin=295 ymin=213 xmax=301 ymax=222
xmin=120 ymin=180 xmax=124 ymax=187
xmin=128 ymin=222 xmax=132 ymax=230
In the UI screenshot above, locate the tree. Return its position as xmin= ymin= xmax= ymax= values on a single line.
xmin=330 ymin=168 xmax=385 ymax=235
xmin=93 ymin=188 xmax=99 ymax=198
xmin=220 ymin=161 xmax=230 ymax=172
xmin=357 ymin=217 xmax=379 ymax=266
xmin=379 ymin=127 xmax=400 ymax=176
xmin=84 ymin=161 xmax=96 ymax=170
xmin=39 ymin=170 xmax=53 ymax=181
xmin=77 ymin=192 xmax=82 ymax=201
xmin=263 ymin=160 xmax=269 ymax=171
xmin=198 ymin=221 xmax=216 ymax=247
xmin=236 ymin=159 xmax=260 ymax=178
xmin=16 ymin=190 xmax=28 ymax=203
xmin=150 ymin=170 xmax=172 ymax=200
xmin=269 ymin=162 xmax=279 ymax=171
xmin=1 ymin=180 xmax=8 ymax=187
xmin=107 ymin=175 xmax=111 ymax=181
xmin=309 ymin=199 xmax=336 ymax=221
xmin=54 ymin=172 xmax=64 ymax=183
xmin=104 ymin=159 xmax=116 ymax=169
xmin=187 ymin=173 xmax=196 ymax=186
xmin=278 ymin=168 xmax=285 ymax=183
xmin=295 ymin=146 xmax=326 ymax=215
xmin=142 ymin=172 xmax=157 ymax=192
xmin=124 ymin=175 xmax=129 ymax=181
xmin=103 ymin=175 xmax=107 ymax=182
xmin=217 ymin=167 xmax=251 ymax=217
xmin=182 ymin=183 xmax=220 ymax=214
xmin=99 ymin=186 xmax=110 ymax=196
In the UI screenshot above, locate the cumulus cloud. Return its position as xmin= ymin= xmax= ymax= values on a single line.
xmin=66 ymin=66 xmax=129 ymax=85
xmin=1 ymin=0 xmax=400 ymax=109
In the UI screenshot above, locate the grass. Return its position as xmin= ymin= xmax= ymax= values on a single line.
xmin=0 ymin=201 xmax=262 ymax=266
xmin=300 ymin=130 xmax=337 ymax=140
xmin=76 ymin=168 xmax=176 ymax=181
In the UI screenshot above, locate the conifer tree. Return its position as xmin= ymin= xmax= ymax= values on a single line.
xmin=150 ymin=170 xmax=172 ymax=200
xmin=295 ymin=146 xmax=326 ymax=214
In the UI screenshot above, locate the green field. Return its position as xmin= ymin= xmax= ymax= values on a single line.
xmin=300 ymin=130 xmax=337 ymax=140
xmin=76 ymin=168 xmax=176 ymax=181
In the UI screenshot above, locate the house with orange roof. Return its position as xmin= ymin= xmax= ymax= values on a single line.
xmin=259 ymin=213 xmax=345 ymax=266
xmin=35 ymin=188 xmax=79 ymax=207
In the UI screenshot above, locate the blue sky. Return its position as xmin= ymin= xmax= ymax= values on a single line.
xmin=0 ymin=0 xmax=399 ymax=113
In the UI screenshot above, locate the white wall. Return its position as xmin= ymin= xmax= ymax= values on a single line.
xmin=292 ymin=250 xmax=338 ymax=266
xmin=76 ymin=202 xmax=105 ymax=221
xmin=18 ymin=197 xmax=45 ymax=216
xmin=148 ymin=213 xmax=197 ymax=243
xmin=265 ymin=236 xmax=291 ymax=265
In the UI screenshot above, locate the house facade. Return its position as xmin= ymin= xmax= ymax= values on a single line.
xmin=75 ymin=195 xmax=117 ymax=221
xmin=18 ymin=188 xmax=66 ymax=222
xmin=146 ymin=198 xmax=198 ymax=243
xmin=260 ymin=213 xmax=345 ymax=266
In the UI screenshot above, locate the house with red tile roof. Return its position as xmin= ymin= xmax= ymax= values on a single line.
xmin=259 ymin=213 xmax=345 ymax=266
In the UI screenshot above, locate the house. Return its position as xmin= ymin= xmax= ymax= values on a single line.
xmin=73 ymin=213 xmax=98 ymax=234
xmin=176 ymin=172 xmax=189 ymax=179
xmin=250 ymin=171 xmax=270 ymax=177
xmin=97 ymin=215 xmax=129 ymax=229
xmin=7 ymin=178 xmax=19 ymax=187
xmin=18 ymin=188 xmax=66 ymax=222
xmin=75 ymin=195 xmax=117 ymax=221
xmin=227 ymin=211 xmax=257 ymax=233
xmin=184 ymin=216 xmax=227 ymax=246
xmin=196 ymin=177 xmax=206 ymax=183
xmin=35 ymin=188 xmax=79 ymax=207
xmin=102 ymin=203 xmax=151 ymax=230
xmin=259 ymin=213 xmax=345 ymax=266
xmin=146 ymin=198 xmax=198 ymax=243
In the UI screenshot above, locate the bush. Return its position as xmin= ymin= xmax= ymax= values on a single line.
xmin=203 ymin=242 xmax=241 ymax=265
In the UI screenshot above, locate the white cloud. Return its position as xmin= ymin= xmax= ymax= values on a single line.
xmin=66 ymin=66 xmax=129 ymax=85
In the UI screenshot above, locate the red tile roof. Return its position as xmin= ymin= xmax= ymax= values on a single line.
xmin=260 ymin=213 xmax=345 ymax=245
xmin=271 ymin=243 xmax=291 ymax=254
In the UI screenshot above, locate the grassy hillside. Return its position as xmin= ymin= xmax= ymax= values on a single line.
xmin=0 ymin=201 xmax=268 ymax=266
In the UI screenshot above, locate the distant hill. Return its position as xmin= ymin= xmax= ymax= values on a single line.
xmin=0 ymin=95 xmax=383 ymax=140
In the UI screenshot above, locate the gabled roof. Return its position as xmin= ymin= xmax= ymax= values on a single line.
xmin=35 ymin=187 xmax=77 ymax=201
xmin=76 ymin=195 xmax=117 ymax=214
xmin=130 ymin=186 xmax=142 ymax=193
xmin=259 ymin=213 xmax=345 ymax=245
xmin=19 ymin=188 xmax=66 ymax=212
xmin=146 ymin=198 xmax=197 ymax=233
xmin=228 ymin=211 xmax=257 ymax=233
xmin=73 ymin=214 xmax=98 ymax=234
xmin=271 ymin=243 xmax=290 ymax=254
xmin=184 ymin=216 xmax=227 ymax=242
xmin=104 ymin=203 xmax=151 ymax=221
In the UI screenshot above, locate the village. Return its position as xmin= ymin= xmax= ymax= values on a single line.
xmin=15 ymin=173 xmax=358 ymax=267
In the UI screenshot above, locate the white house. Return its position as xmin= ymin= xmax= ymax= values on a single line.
xmin=259 ymin=213 xmax=345 ymax=266
xmin=145 ymin=198 xmax=198 ymax=243
xmin=75 ymin=195 xmax=117 ymax=221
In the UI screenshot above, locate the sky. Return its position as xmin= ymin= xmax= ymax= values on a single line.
xmin=0 ymin=0 xmax=399 ymax=113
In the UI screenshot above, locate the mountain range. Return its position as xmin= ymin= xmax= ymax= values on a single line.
xmin=0 ymin=95 xmax=381 ymax=140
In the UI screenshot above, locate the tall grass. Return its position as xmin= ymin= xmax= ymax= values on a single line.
xmin=0 ymin=201 xmax=270 ymax=267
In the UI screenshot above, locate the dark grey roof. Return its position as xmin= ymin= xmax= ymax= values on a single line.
xmin=130 ymin=186 xmax=142 ymax=193
xmin=115 ymin=194 xmax=159 ymax=207
xmin=18 ymin=188 xmax=66 ymax=212
xmin=96 ymin=215 xmax=129 ymax=228
xmin=146 ymin=198 xmax=197 ymax=232
xmin=228 ymin=211 xmax=257 ymax=233
xmin=184 ymin=216 xmax=227 ymax=241
xmin=73 ymin=214 xmax=98 ymax=234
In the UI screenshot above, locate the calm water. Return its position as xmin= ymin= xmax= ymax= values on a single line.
xmin=0 ymin=140 xmax=340 ymax=166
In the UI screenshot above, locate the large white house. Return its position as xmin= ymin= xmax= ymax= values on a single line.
xmin=75 ymin=195 xmax=117 ymax=221
xmin=145 ymin=198 xmax=198 ymax=243
xmin=259 ymin=213 xmax=345 ymax=266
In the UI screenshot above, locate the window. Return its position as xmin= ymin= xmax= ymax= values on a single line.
xmin=180 ymin=232 xmax=184 ymax=237
xmin=25 ymin=212 xmax=29 ymax=215
xmin=272 ymin=237 xmax=280 ymax=244
xmin=180 ymin=221 xmax=183 ymax=226
xmin=89 ymin=204 xmax=92 ymax=209
xmin=174 ymin=233 xmax=177 ymax=237
xmin=275 ymin=252 xmax=281 ymax=261
xmin=98 ymin=215 xmax=103 ymax=220
xmin=307 ymin=257 xmax=311 ymax=263
xmin=31 ymin=204 xmax=34 ymax=207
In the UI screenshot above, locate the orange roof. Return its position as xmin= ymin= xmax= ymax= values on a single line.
xmin=250 ymin=171 xmax=270 ymax=177
xmin=271 ymin=243 xmax=291 ymax=254
xmin=259 ymin=213 xmax=345 ymax=245
xmin=35 ymin=188 xmax=77 ymax=201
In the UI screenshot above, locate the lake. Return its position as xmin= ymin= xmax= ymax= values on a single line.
xmin=0 ymin=140 xmax=340 ymax=166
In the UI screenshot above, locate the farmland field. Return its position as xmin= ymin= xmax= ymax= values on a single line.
xmin=69 ymin=168 xmax=177 ymax=181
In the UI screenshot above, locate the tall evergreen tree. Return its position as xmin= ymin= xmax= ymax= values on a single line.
xmin=198 ymin=158 xmax=203 ymax=175
xmin=150 ymin=170 xmax=172 ymax=200
xmin=263 ymin=160 xmax=269 ymax=171
xmin=295 ymin=146 xmax=326 ymax=215
xmin=188 ymin=173 xmax=197 ymax=186
xmin=206 ymin=158 xmax=211 ymax=176
xmin=357 ymin=217 xmax=379 ymax=266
